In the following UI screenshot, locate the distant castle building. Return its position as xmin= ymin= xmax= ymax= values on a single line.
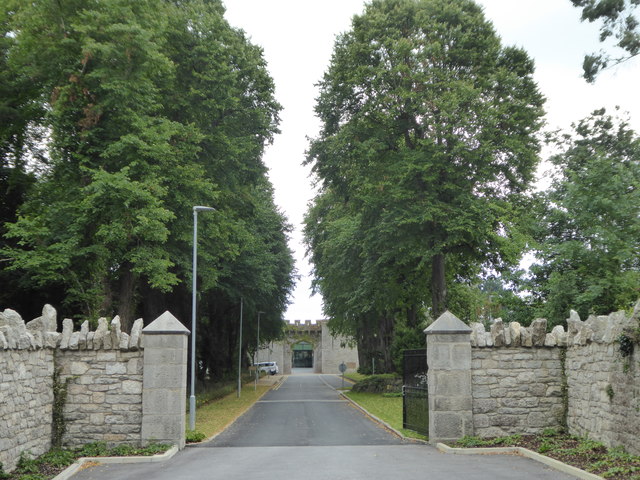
xmin=256 ymin=319 xmax=358 ymax=374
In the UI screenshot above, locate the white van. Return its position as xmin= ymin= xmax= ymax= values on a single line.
xmin=256 ymin=361 xmax=279 ymax=375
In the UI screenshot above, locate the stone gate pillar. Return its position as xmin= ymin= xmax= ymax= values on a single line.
xmin=425 ymin=311 xmax=473 ymax=445
xmin=141 ymin=311 xmax=189 ymax=449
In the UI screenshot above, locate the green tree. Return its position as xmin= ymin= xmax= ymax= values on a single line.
xmin=571 ymin=0 xmax=640 ymax=82
xmin=1 ymin=0 xmax=295 ymax=382
xmin=305 ymin=0 xmax=545 ymax=362
xmin=530 ymin=109 xmax=640 ymax=324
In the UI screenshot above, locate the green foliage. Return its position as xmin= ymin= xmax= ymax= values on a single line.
xmin=529 ymin=109 xmax=640 ymax=326
xmin=185 ymin=430 xmax=207 ymax=444
xmin=618 ymin=333 xmax=635 ymax=357
xmin=571 ymin=0 xmax=640 ymax=81
xmin=345 ymin=391 xmax=428 ymax=441
xmin=305 ymin=0 xmax=544 ymax=366
xmin=351 ymin=374 xmax=401 ymax=394
xmin=0 ymin=0 xmax=294 ymax=381
xmin=51 ymin=368 xmax=72 ymax=449
xmin=36 ymin=449 xmax=75 ymax=469
xmin=15 ymin=453 xmax=38 ymax=474
xmin=76 ymin=442 xmax=109 ymax=458
xmin=606 ymin=384 xmax=615 ymax=400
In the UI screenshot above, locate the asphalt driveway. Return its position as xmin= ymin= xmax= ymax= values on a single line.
xmin=71 ymin=373 xmax=578 ymax=480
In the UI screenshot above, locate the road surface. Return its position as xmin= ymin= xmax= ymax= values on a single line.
xmin=71 ymin=373 xmax=577 ymax=480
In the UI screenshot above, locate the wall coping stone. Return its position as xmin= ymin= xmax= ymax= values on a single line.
xmin=0 ymin=305 xmax=148 ymax=350
xmin=425 ymin=311 xmax=472 ymax=335
xmin=470 ymin=300 xmax=640 ymax=348
xmin=142 ymin=311 xmax=190 ymax=336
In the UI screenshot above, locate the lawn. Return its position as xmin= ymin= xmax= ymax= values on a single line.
xmin=345 ymin=391 xmax=427 ymax=441
xmin=190 ymin=384 xmax=272 ymax=441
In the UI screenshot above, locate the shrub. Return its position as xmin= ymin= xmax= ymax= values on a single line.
xmin=351 ymin=374 xmax=402 ymax=394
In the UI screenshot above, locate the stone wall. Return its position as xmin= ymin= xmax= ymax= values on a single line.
xmin=566 ymin=340 xmax=639 ymax=454
xmin=57 ymin=349 xmax=144 ymax=447
xmin=0 ymin=348 xmax=54 ymax=471
xmin=0 ymin=306 xmax=187 ymax=472
xmin=471 ymin=347 xmax=564 ymax=437
xmin=320 ymin=323 xmax=359 ymax=374
xmin=462 ymin=305 xmax=640 ymax=454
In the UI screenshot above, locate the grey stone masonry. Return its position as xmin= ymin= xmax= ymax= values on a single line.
xmin=471 ymin=347 xmax=564 ymax=437
xmin=141 ymin=311 xmax=189 ymax=449
xmin=425 ymin=311 xmax=473 ymax=445
xmin=0 ymin=305 xmax=190 ymax=473
xmin=467 ymin=304 xmax=640 ymax=455
xmin=57 ymin=349 xmax=144 ymax=447
xmin=0 ymin=348 xmax=54 ymax=472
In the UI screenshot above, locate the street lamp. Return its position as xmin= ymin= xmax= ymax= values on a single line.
xmin=237 ymin=297 xmax=243 ymax=398
xmin=255 ymin=311 xmax=264 ymax=389
xmin=190 ymin=205 xmax=215 ymax=432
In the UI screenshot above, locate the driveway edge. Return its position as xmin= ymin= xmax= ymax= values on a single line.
xmin=436 ymin=443 xmax=604 ymax=480
xmin=52 ymin=445 xmax=179 ymax=480
xmin=337 ymin=390 xmax=429 ymax=445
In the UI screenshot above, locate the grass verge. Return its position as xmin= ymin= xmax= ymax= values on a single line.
xmin=188 ymin=383 xmax=272 ymax=441
xmin=345 ymin=391 xmax=427 ymax=441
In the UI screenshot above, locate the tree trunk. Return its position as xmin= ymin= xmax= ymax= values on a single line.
xmin=431 ymin=253 xmax=446 ymax=318
xmin=116 ymin=265 xmax=137 ymax=332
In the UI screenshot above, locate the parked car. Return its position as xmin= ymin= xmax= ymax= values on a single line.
xmin=256 ymin=361 xmax=279 ymax=375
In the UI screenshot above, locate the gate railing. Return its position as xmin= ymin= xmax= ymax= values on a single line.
xmin=402 ymin=348 xmax=428 ymax=436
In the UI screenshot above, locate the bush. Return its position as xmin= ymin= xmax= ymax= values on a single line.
xmin=186 ymin=430 xmax=207 ymax=443
xmin=351 ymin=374 xmax=402 ymax=394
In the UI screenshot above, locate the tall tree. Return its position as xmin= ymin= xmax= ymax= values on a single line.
xmin=529 ymin=109 xmax=640 ymax=324
xmin=1 ymin=0 xmax=295 ymax=382
xmin=571 ymin=0 xmax=640 ymax=81
xmin=305 ymin=0 xmax=545 ymax=336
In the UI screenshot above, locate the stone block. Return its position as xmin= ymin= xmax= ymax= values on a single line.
xmin=530 ymin=318 xmax=547 ymax=346
xmin=470 ymin=322 xmax=486 ymax=347
xmin=129 ymin=319 xmax=143 ymax=350
xmin=70 ymin=361 xmax=90 ymax=375
xmin=427 ymin=344 xmax=452 ymax=370
xmin=94 ymin=317 xmax=109 ymax=350
xmin=451 ymin=344 xmax=471 ymax=370
xmin=431 ymin=411 xmax=464 ymax=439
xmin=142 ymin=365 xmax=186 ymax=389
xmin=25 ymin=304 xmax=57 ymax=335
xmin=544 ymin=333 xmax=557 ymax=347
xmin=551 ymin=325 xmax=567 ymax=346
xmin=122 ymin=380 xmax=142 ymax=395
xmin=432 ymin=370 xmax=472 ymax=397
xmin=434 ymin=396 xmax=473 ymax=411
xmin=110 ymin=316 xmax=122 ymax=349
xmin=143 ymin=390 xmax=185 ymax=415
xmin=491 ymin=319 xmax=505 ymax=347
xmin=106 ymin=362 xmax=127 ymax=375
xmin=473 ymin=398 xmax=498 ymax=414
xmin=68 ymin=332 xmax=80 ymax=350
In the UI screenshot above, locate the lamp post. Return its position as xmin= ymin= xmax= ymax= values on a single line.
xmin=255 ymin=311 xmax=264 ymax=390
xmin=237 ymin=298 xmax=243 ymax=398
xmin=190 ymin=205 xmax=215 ymax=432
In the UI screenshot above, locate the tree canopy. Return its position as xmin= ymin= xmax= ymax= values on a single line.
xmin=304 ymin=0 xmax=545 ymax=370
xmin=571 ymin=0 xmax=640 ymax=81
xmin=0 ymin=0 xmax=295 ymax=380
xmin=528 ymin=109 xmax=640 ymax=324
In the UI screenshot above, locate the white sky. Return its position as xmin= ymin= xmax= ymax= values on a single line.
xmin=223 ymin=0 xmax=640 ymax=321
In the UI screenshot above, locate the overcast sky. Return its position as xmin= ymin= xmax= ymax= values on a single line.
xmin=223 ymin=0 xmax=640 ymax=321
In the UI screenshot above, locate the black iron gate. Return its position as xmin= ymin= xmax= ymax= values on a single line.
xmin=402 ymin=348 xmax=428 ymax=436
